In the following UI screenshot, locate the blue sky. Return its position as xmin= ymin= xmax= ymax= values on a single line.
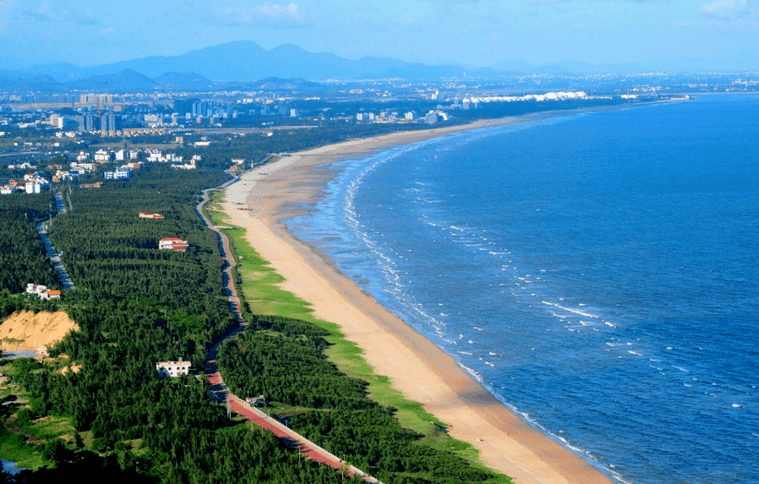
xmin=0 ymin=0 xmax=757 ymax=69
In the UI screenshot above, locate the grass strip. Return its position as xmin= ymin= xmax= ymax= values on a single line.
xmin=210 ymin=188 xmax=511 ymax=482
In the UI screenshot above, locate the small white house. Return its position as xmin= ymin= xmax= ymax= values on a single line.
xmin=156 ymin=358 xmax=191 ymax=378
xmin=94 ymin=149 xmax=112 ymax=162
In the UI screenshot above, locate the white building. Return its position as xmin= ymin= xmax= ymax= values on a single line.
xmin=146 ymin=150 xmax=163 ymax=162
xmin=103 ymin=168 xmax=132 ymax=180
xmin=25 ymin=180 xmax=50 ymax=194
xmin=26 ymin=283 xmax=58 ymax=299
xmin=94 ymin=149 xmax=112 ymax=162
xmin=71 ymin=162 xmax=96 ymax=172
xmin=156 ymin=359 xmax=191 ymax=378
xmin=114 ymin=168 xmax=132 ymax=179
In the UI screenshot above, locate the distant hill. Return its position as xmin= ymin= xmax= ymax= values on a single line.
xmin=154 ymin=72 xmax=214 ymax=91
xmin=4 ymin=41 xmax=491 ymax=84
xmin=0 ymin=73 xmax=61 ymax=92
xmin=100 ymin=41 xmax=487 ymax=81
xmin=2 ymin=40 xmax=755 ymax=91
xmin=68 ymin=69 xmax=158 ymax=92
xmin=253 ymin=77 xmax=322 ymax=91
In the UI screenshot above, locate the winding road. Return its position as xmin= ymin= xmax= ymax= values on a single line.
xmin=196 ymin=178 xmax=381 ymax=483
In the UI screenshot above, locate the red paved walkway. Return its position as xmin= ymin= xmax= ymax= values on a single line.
xmin=199 ymin=180 xmax=381 ymax=483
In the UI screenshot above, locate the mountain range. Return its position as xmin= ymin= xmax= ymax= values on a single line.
xmin=0 ymin=40 xmax=756 ymax=92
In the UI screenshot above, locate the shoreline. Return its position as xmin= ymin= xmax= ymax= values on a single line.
xmin=223 ymin=113 xmax=615 ymax=484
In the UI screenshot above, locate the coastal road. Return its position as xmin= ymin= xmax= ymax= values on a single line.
xmin=197 ymin=178 xmax=382 ymax=483
xmin=195 ymin=180 xmax=245 ymax=320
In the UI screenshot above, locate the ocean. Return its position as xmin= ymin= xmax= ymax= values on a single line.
xmin=286 ymin=94 xmax=759 ymax=484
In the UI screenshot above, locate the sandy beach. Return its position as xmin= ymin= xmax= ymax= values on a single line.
xmin=222 ymin=116 xmax=614 ymax=484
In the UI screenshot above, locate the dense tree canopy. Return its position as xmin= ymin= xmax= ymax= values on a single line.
xmin=0 ymin=192 xmax=58 ymax=293
xmin=2 ymin=144 xmax=504 ymax=484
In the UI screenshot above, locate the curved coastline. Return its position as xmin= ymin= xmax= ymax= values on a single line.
xmin=223 ymin=116 xmax=615 ymax=484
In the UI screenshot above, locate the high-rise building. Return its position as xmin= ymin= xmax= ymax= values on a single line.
xmin=77 ymin=115 xmax=100 ymax=132
xmin=101 ymin=113 xmax=121 ymax=133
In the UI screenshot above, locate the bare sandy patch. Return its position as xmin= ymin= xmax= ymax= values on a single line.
xmin=0 ymin=311 xmax=79 ymax=354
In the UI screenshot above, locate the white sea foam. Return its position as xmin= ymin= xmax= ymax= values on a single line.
xmin=460 ymin=364 xmax=484 ymax=382
xmin=542 ymin=301 xmax=599 ymax=319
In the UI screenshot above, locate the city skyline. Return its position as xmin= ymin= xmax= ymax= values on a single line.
xmin=1 ymin=0 xmax=758 ymax=72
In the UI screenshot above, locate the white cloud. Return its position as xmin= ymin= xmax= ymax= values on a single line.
xmin=223 ymin=3 xmax=303 ymax=24
xmin=256 ymin=3 xmax=301 ymax=20
xmin=699 ymin=0 xmax=748 ymax=19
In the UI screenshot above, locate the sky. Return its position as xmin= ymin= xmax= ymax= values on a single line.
xmin=0 ymin=0 xmax=757 ymax=70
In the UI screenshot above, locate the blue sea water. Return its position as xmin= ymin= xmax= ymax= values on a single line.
xmin=286 ymin=94 xmax=759 ymax=484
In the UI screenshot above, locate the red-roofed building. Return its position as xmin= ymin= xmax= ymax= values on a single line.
xmin=159 ymin=237 xmax=189 ymax=252
xmin=139 ymin=211 xmax=164 ymax=219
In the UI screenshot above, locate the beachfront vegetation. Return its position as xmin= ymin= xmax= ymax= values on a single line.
xmin=208 ymin=207 xmax=512 ymax=483
xmin=217 ymin=314 xmax=499 ymax=483
xmin=1 ymin=133 xmax=512 ymax=483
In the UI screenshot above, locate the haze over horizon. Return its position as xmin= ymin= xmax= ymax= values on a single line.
xmin=1 ymin=0 xmax=758 ymax=73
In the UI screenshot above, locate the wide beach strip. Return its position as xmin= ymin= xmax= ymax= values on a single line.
xmin=223 ymin=124 xmax=614 ymax=484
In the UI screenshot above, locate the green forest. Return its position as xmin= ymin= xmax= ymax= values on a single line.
xmin=0 ymin=155 xmax=509 ymax=483
xmin=218 ymin=315 xmax=497 ymax=483
xmin=0 ymin=192 xmax=59 ymax=294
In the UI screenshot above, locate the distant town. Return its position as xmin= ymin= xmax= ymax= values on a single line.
xmin=2 ymin=69 xmax=757 ymax=191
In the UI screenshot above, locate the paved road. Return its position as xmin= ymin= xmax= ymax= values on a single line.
xmin=36 ymin=191 xmax=75 ymax=290
xmin=195 ymin=180 xmax=245 ymax=320
xmin=197 ymin=178 xmax=382 ymax=483
xmin=36 ymin=222 xmax=75 ymax=290
xmin=54 ymin=191 xmax=67 ymax=214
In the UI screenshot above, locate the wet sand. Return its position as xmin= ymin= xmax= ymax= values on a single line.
xmin=223 ymin=116 xmax=614 ymax=484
